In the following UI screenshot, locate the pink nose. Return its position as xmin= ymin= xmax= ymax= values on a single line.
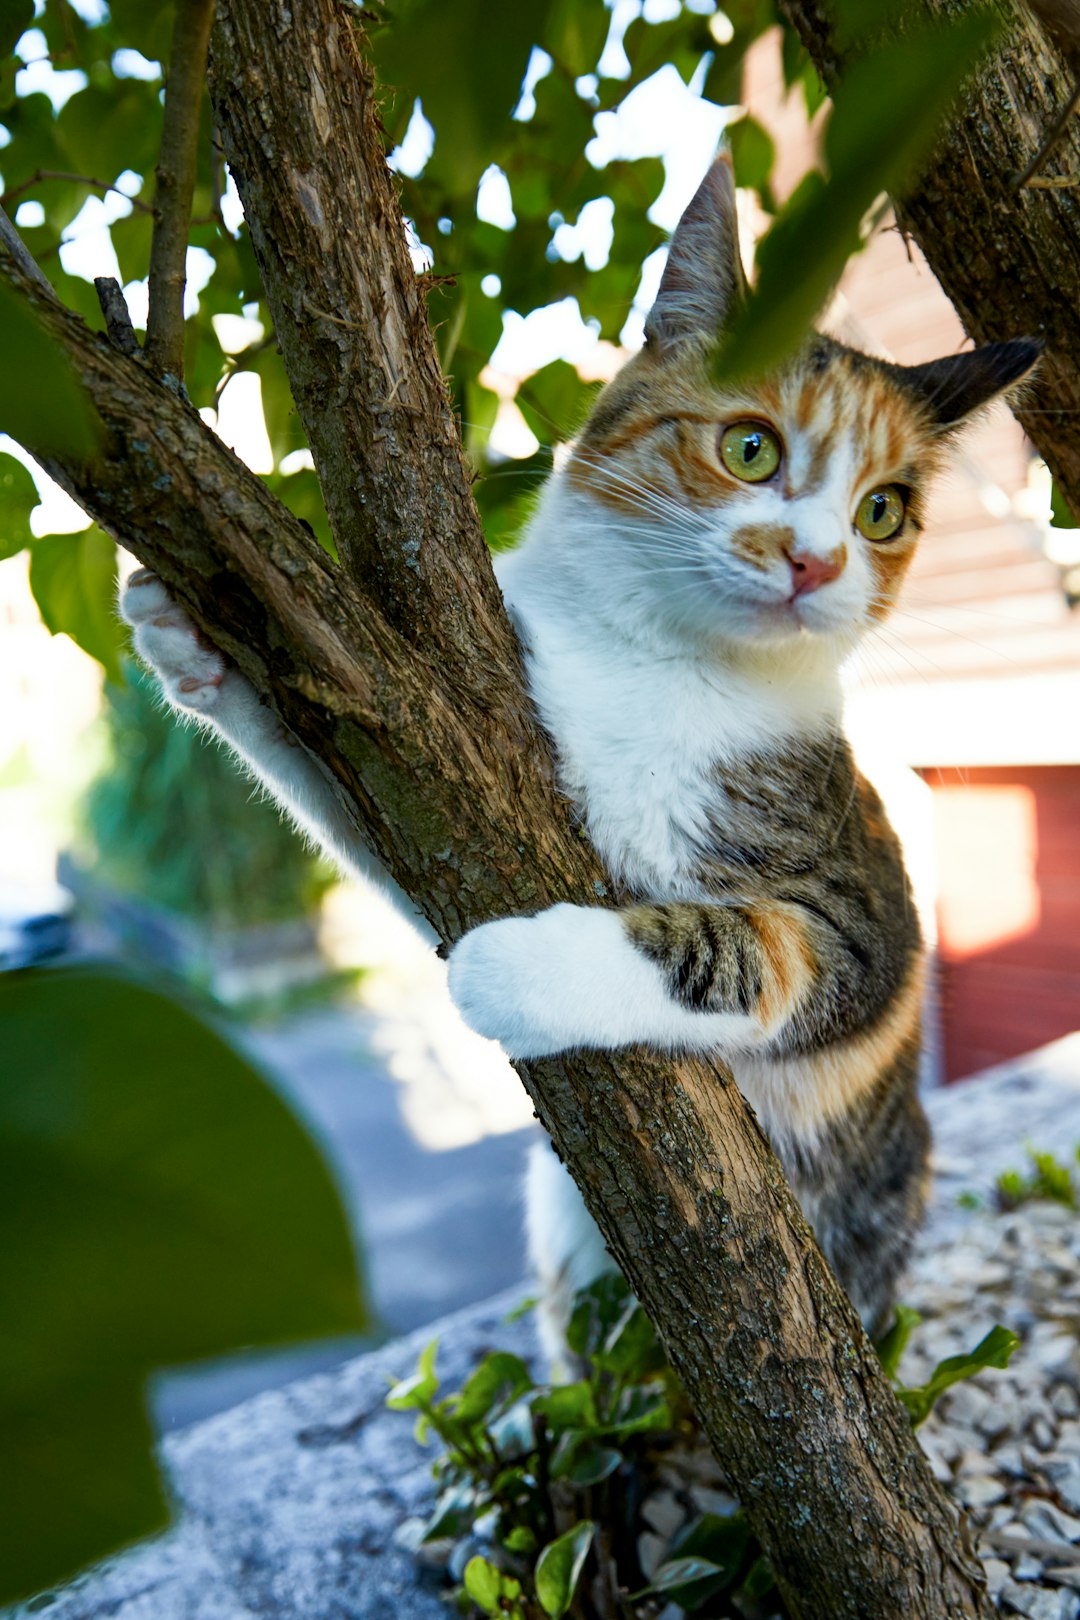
xmin=785 ymin=547 xmax=843 ymax=597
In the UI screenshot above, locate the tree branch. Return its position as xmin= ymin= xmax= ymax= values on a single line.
xmin=144 ymin=0 xmax=216 ymax=382
xmin=0 ymin=13 xmax=997 ymax=1613
xmin=777 ymin=0 xmax=1080 ymax=523
xmin=0 ymin=170 xmax=155 ymax=214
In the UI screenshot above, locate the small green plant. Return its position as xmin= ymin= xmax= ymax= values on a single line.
xmin=995 ymin=1145 xmax=1080 ymax=1212
xmin=390 ymin=1279 xmax=1020 ymax=1618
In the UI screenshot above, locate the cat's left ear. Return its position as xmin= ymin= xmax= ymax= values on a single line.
xmin=893 ymin=338 xmax=1042 ymax=431
xmin=644 ymin=149 xmax=747 ymax=354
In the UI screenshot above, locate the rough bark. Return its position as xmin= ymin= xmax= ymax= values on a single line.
xmin=778 ymin=0 xmax=1080 ymax=520
xmin=0 ymin=0 xmax=1003 ymax=1612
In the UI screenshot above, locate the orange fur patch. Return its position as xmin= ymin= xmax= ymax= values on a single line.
xmin=732 ymin=954 xmax=925 ymax=1136
xmin=749 ymin=903 xmax=818 ymax=1033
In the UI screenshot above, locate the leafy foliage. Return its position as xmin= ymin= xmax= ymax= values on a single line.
xmin=79 ymin=662 xmax=334 ymax=932
xmin=714 ymin=1 xmax=1004 ymax=380
xmin=0 ymin=0 xmax=1004 ymax=672
xmin=995 ymin=1143 xmax=1080 ymax=1211
xmin=0 ymin=963 xmax=369 ymax=1603
xmin=390 ymin=1278 xmax=1022 ymax=1617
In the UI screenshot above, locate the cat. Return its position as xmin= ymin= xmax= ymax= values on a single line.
xmin=121 ymin=150 xmax=1039 ymax=1357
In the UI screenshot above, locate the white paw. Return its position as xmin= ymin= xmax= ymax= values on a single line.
xmin=120 ymin=569 xmax=226 ymax=714
xmin=447 ymin=903 xmax=654 ymax=1060
xmin=447 ymin=903 xmax=759 ymax=1061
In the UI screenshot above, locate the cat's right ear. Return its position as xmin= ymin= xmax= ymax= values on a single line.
xmin=644 ymin=149 xmax=747 ymax=355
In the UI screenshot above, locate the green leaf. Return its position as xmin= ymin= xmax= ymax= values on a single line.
xmin=0 ymin=964 xmax=367 ymax=1603
xmin=555 ymin=1442 xmax=622 ymax=1487
xmin=534 ymin=1379 xmax=599 ymax=1434
xmin=535 ymin=1520 xmax=594 ymax=1619
xmin=897 ymin=1325 xmax=1020 ymax=1428
xmin=463 ymin=1554 xmax=504 ymax=1616
xmin=516 ymin=359 xmax=599 ymax=447
xmin=0 ymin=449 xmax=39 ymax=559
xmin=0 ymin=283 xmax=100 ymax=459
xmin=728 ymin=114 xmax=776 ymax=212
xmin=0 ymin=0 xmax=34 ymax=59
xmin=423 ymin=1480 xmax=478 ymax=1542
xmin=452 ymin=1351 xmax=532 ymax=1425
xmin=669 ymin=1510 xmax=751 ymax=1601
xmin=634 ymin=1556 xmax=728 ymax=1601
xmin=874 ymin=1303 xmax=922 ymax=1381
xmin=596 ymin=1294 xmax=663 ymax=1379
xmin=386 ymin=1338 xmax=439 ymax=1411
xmin=28 ymin=525 xmax=124 ymax=683
xmin=609 ymin=1382 xmax=672 ymax=1436
xmin=739 ymin=1553 xmax=777 ymax=1599
xmin=715 ymin=8 xmax=1002 ymax=382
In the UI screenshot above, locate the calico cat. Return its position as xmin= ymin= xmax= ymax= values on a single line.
xmin=122 ymin=151 xmax=1038 ymax=1354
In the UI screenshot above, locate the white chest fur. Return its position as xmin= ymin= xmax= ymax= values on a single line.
xmin=495 ymin=537 xmax=841 ymax=900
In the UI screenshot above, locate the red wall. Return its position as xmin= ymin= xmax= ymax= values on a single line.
xmin=920 ymin=765 xmax=1080 ymax=1081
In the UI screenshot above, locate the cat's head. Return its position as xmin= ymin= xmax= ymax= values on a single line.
xmin=564 ymin=151 xmax=1039 ymax=658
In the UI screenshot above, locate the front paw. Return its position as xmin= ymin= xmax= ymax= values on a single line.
xmin=447 ymin=904 xmax=637 ymax=1060
xmin=120 ymin=569 xmax=226 ymax=714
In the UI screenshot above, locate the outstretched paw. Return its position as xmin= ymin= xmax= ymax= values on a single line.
xmin=120 ymin=568 xmax=227 ymax=714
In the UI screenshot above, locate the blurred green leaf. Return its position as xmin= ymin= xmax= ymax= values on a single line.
xmin=0 ymin=448 xmax=38 ymax=559
xmin=516 ymin=358 xmax=599 ymax=447
xmin=0 ymin=283 xmax=100 ymax=459
xmin=715 ymin=8 xmax=1002 ymax=382
xmin=28 ymin=525 xmax=123 ymax=683
xmin=0 ymin=964 xmax=367 ymax=1603
xmin=728 ymin=113 xmax=776 ymax=212
xmin=1051 ymin=477 xmax=1079 ymax=529
xmin=386 ymin=1337 xmax=440 ymax=1411
xmin=535 ymin=1520 xmax=594 ymax=1619
xmin=374 ymin=1 xmax=557 ymax=192
xmin=897 ymin=1325 xmax=1020 ymax=1428
xmin=452 ymin=1351 xmax=532 ymax=1425
xmin=874 ymin=1303 xmax=922 ymax=1380
xmin=0 ymin=0 xmax=34 ymax=59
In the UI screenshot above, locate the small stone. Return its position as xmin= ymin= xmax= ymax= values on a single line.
xmin=999 ymin=1581 xmax=1065 ymax=1619
xmin=1032 ymin=1416 xmax=1059 ymax=1452
xmin=638 ymin=1532 xmax=667 ymax=1582
xmin=957 ymin=1445 xmax=995 ymax=1476
xmin=1043 ymin=1568 xmax=1080 ymax=1596
xmin=958 ymin=1475 xmax=1008 ymax=1510
xmin=947 ymin=1383 xmax=993 ymax=1428
xmin=1014 ymin=1553 xmax=1046 ymax=1580
xmin=982 ymin=1557 xmax=1011 ymax=1597
xmin=1023 ymin=1500 xmax=1080 ymax=1544
xmin=1053 ymin=1386 xmax=1080 ymax=1421
xmin=689 ymin=1486 xmax=741 ymax=1518
xmin=641 ymin=1489 xmax=685 ymax=1542
xmin=994 ymin=1443 xmax=1031 ymax=1479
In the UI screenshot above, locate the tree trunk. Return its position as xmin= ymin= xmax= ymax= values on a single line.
xmin=778 ymin=0 xmax=1080 ymax=519
xmin=0 ymin=0 xmax=1000 ymax=1613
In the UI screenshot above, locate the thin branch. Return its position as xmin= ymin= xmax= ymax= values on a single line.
xmin=0 ymin=206 xmax=53 ymax=294
xmin=144 ymin=0 xmax=216 ymax=383
xmin=94 ymin=276 xmax=139 ymax=355
xmin=0 ymin=169 xmax=154 ymax=214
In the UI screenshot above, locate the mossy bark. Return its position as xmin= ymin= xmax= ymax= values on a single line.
xmin=0 ymin=0 xmax=1002 ymax=1611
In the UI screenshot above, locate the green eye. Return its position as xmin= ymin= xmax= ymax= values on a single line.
xmin=855 ymin=485 xmax=906 ymax=541
xmin=719 ymin=421 xmax=781 ymax=483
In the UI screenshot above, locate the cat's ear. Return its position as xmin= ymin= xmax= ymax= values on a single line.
xmin=895 ymin=338 xmax=1042 ymax=431
xmin=644 ymin=149 xmax=747 ymax=354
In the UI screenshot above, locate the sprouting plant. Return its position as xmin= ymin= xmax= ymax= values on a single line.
xmin=995 ymin=1145 xmax=1079 ymax=1212
xmin=874 ymin=1305 xmax=1019 ymax=1428
xmin=389 ymin=1279 xmax=1020 ymax=1617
